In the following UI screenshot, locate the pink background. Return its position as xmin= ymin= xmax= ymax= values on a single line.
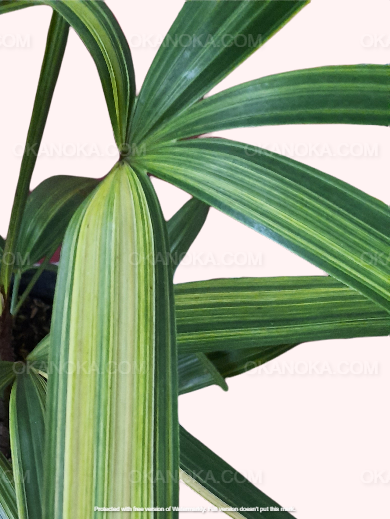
xmin=0 ymin=1 xmax=389 ymax=517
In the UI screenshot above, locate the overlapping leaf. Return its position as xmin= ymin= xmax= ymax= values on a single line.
xmin=130 ymin=0 xmax=309 ymax=145
xmin=9 ymin=370 xmax=46 ymax=519
xmin=180 ymin=426 xmax=295 ymax=518
xmin=131 ymin=139 xmax=390 ymax=311
xmin=0 ymin=362 xmax=16 ymax=394
xmin=16 ymin=176 xmax=98 ymax=270
xmin=43 ymin=162 xmax=178 ymax=517
xmin=167 ymin=198 xmax=209 ymax=274
xmin=175 ymin=277 xmax=390 ymax=352
xmin=148 ymin=65 xmax=390 ymax=143
xmin=0 ymin=11 xmax=69 ymax=294
xmin=0 ymin=452 xmax=17 ymax=519
xmin=0 ymin=0 xmax=135 ymax=146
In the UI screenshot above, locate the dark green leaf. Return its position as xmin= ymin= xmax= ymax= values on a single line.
xmin=180 ymin=426 xmax=295 ymax=518
xmin=0 ymin=11 xmax=69 ymax=294
xmin=130 ymin=0 xmax=308 ymax=145
xmin=167 ymin=198 xmax=209 ymax=273
xmin=149 ymin=65 xmax=390 ymax=143
xmin=175 ymin=277 xmax=390 ymax=352
xmin=9 ymin=370 xmax=46 ymax=519
xmin=16 ymin=176 xmax=98 ymax=270
xmin=0 ymin=362 xmax=15 ymax=394
xmin=0 ymin=452 xmax=17 ymax=519
xmin=0 ymin=0 xmax=135 ymax=147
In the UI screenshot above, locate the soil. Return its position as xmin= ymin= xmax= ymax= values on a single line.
xmin=11 ymin=296 xmax=52 ymax=361
xmin=0 ymin=295 xmax=53 ymax=458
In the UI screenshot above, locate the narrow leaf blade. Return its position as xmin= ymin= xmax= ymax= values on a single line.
xmin=0 ymin=452 xmax=18 ymax=519
xmin=150 ymin=65 xmax=390 ymax=143
xmin=16 ymin=176 xmax=98 ymax=269
xmin=9 ymin=370 xmax=46 ymax=519
xmin=175 ymin=277 xmax=390 ymax=352
xmin=131 ymin=140 xmax=390 ymax=311
xmin=180 ymin=426 xmax=295 ymax=518
xmin=130 ymin=0 xmax=308 ymax=145
xmin=167 ymin=198 xmax=209 ymax=274
xmin=43 ymin=162 xmax=178 ymax=517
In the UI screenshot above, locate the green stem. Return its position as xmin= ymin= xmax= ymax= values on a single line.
xmin=13 ymin=257 xmax=52 ymax=317
xmin=10 ymin=271 xmax=21 ymax=316
xmin=0 ymin=12 xmax=69 ymax=299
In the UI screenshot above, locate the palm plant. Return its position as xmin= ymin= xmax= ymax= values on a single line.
xmin=0 ymin=0 xmax=388 ymax=517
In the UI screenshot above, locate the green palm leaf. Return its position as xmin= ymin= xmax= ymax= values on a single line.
xmin=130 ymin=139 xmax=390 ymax=311
xmin=130 ymin=0 xmax=308 ymax=145
xmin=0 ymin=362 xmax=16 ymax=394
xmin=180 ymin=426 xmax=295 ymax=518
xmin=16 ymin=176 xmax=98 ymax=270
xmin=147 ymin=65 xmax=390 ymax=143
xmin=9 ymin=370 xmax=46 ymax=519
xmin=167 ymin=198 xmax=209 ymax=274
xmin=0 ymin=452 xmax=18 ymax=519
xmin=0 ymin=0 xmax=135 ymax=147
xmin=0 ymin=11 xmax=69 ymax=294
xmin=175 ymin=277 xmax=390 ymax=352
xmin=43 ymin=162 xmax=178 ymax=518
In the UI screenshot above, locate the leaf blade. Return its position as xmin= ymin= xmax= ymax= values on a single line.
xmin=130 ymin=0 xmax=308 ymax=145
xmin=16 ymin=176 xmax=98 ymax=270
xmin=131 ymin=139 xmax=390 ymax=311
xmin=0 ymin=11 xmax=69 ymax=294
xmin=175 ymin=277 xmax=390 ymax=352
xmin=167 ymin=198 xmax=209 ymax=274
xmin=43 ymin=162 xmax=178 ymax=517
xmin=9 ymin=370 xmax=46 ymax=519
xmin=149 ymin=65 xmax=390 ymax=143
xmin=0 ymin=452 xmax=18 ymax=519
xmin=180 ymin=426 xmax=295 ymax=518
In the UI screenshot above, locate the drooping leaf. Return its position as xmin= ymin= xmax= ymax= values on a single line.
xmin=0 ymin=452 xmax=18 ymax=519
xmin=175 ymin=277 xmax=390 ymax=352
xmin=130 ymin=139 xmax=390 ymax=312
xmin=130 ymin=0 xmax=309 ymax=145
xmin=9 ymin=370 xmax=46 ymax=519
xmin=43 ymin=162 xmax=178 ymax=518
xmin=0 ymin=0 xmax=135 ymax=147
xmin=180 ymin=426 xmax=295 ymax=518
xmin=0 ymin=0 xmax=38 ymax=15
xmin=208 ymin=344 xmax=298 ymax=381
xmin=179 ymin=344 xmax=298 ymax=395
xmin=148 ymin=65 xmax=390 ymax=143
xmin=16 ymin=176 xmax=98 ymax=270
xmin=178 ymin=354 xmax=217 ymax=395
xmin=0 ymin=11 xmax=69 ymax=294
xmin=167 ymin=198 xmax=209 ymax=274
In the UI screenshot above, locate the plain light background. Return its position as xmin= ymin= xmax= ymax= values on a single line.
xmin=0 ymin=1 xmax=389 ymax=517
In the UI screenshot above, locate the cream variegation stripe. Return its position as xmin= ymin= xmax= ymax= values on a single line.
xmin=44 ymin=163 xmax=158 ymax=518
